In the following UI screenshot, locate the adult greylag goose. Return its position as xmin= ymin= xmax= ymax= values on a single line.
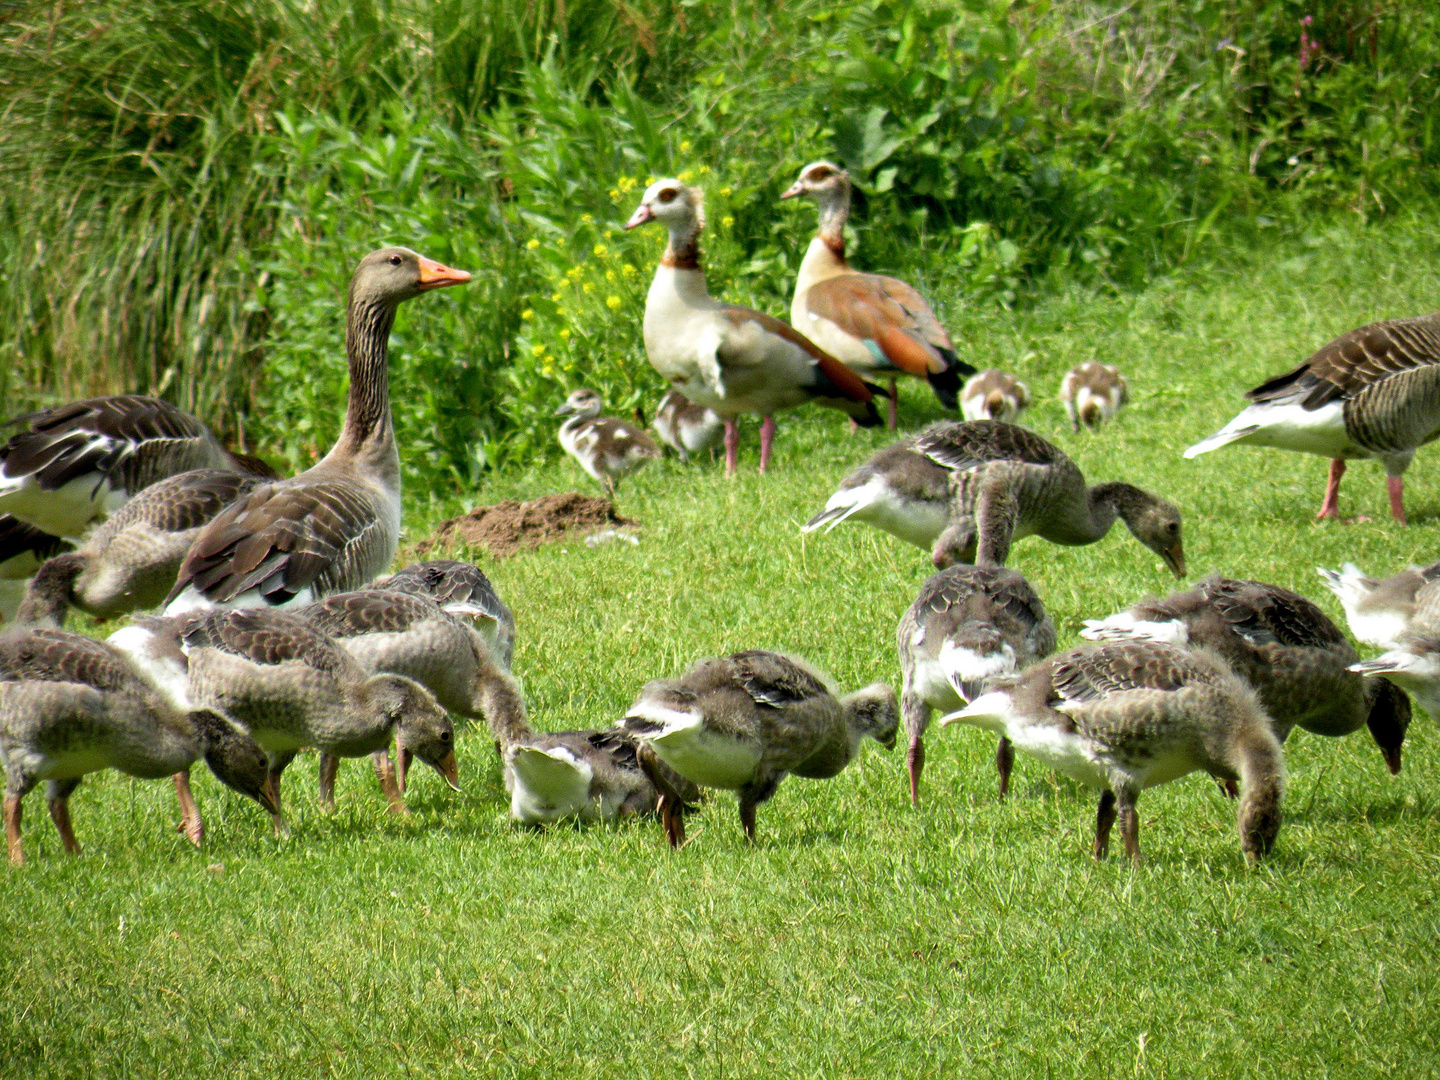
xmin=651 ymin=391 xmax=724 ymax=462
xmin=942 ymin=640 xmax=1284 ymax=862
xmin=804 ymin=420 xmax=1186 ymax=576
xmin=164 ymin=247 xmax=471 ymax=614
xmin=554 ymin=388 xmax=662 ymax=499
xmin=1184 ymin=312 xmax=1440 ymax=522
xmin=0 ymin=626 xmax=277 ymax=864
xmin=1060 ymin=363 xmax=1129 ymax=431
xmin=780 ymin=161 xmax=973 ymax=428
xmin=619 ymin=650 xmax=897 ymax=845
xmin=626 ymin=180 xmax=883 ymax=476
xmin=0 ymin=394 xmax=270 ymax=540
xmin=1316 ymin=560 xmax=1440 ymax=649
xmin=961 ymin=370 xmax=1031 ymax=423
xmin=898 ymin=565 xmax=1055 ymax=806
xmin=0 ymin=516 xmax=70 ymax=622
xmin=1350 ymin=576 xmax=1440 ymax=721
xmin=1082 ymin=575 xmax=1411 ymax=774
xmin=374 ymin=559 xmax=514 ymax=669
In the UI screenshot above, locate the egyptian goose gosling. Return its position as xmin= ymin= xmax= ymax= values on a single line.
xmin=165 ymin=248 xmax=471 ymax=614
xmin=555 ymin=388 xmax=662 ymax=499
xmin=626 ymin=180 xmax=882 ymax=475
xmin=961 ymin=370 xmax=1032 ymax=423
xmin=781 ymin=161 xmax=974 ymax=428
xmin=619 ymin=650 xmax=898 ymax=844
xmin=942 ymin=641 xmax=1284 ymax=862
xmin=651 ymin=391 xmax=724 ymax=462
xmin=0 ymin=627 xmax=277 ymax=864
xmin=1083 ymin=575 xmax=1411 ymax=774
xmin=1316 ymin=560 xmax=1440 ymax=650
xmin=1350 ymin=576 xmax=1440 ymax=721
xmin=0 ymin=394 xmax=272 ymax=541
xmin=16 ymin=468 xmax=269 ymax=629
xmin=1060 ymin=363 xmax=1129 ymax=431
xmin=375 ymin=559 xmax=515 ymax=669
xmin=898 ymin=565 xmax=1055 ymax=806
xmin=805 ymin=420 xmax=1185 ymax=576
xmin=0 ymin=516 xmax=70 ymax=622
xmin=1185 ymin=312 xmax=1440 ymax=523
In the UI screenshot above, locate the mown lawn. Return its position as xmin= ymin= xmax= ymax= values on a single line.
xmin=4 ymin=216 xmax=1440 ymax=1077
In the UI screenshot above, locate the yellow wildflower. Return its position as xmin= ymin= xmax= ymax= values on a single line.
xmin=581 ymin=213 xmax=595 ymax=225
xmin=698 ymin=164 xmax=711 ymax=175
xmin=618 ymin=176 xmax=637 ymax=192
xmin=621 ymin=263 xmax=638 ymax=277
xmin=719 ymin=186 xmax=733 ymax=197
xmin=525 ymin=238 xmax=540 ymax=250
xmin=606 ymin=295 xmax=622 ymax=311
xmin=542 ymin=363 xmax=556 ymax=378
xmin=520 ymin=309 xmax=534 ymax=320
xmin=679 ymin=169 xmax=696 ymax=183
xmin=559 ymin=328 xmax=572 ymax=341
xmin=566 ymin=266 xmax=582 ymax=280
xmin=680 ymin=140 xmax=692 ymax=153
xmin=531 ymin=344 xmax=546 ymax=357
xmin=722 ymin=216 xmax=734 ymax=228
xmin=550 ymin=292 xmax=563 ymax=302
xmin=582 ymin=282 xmax=594 ymax=294
xmin=593 ymin=243 xmax=608 ymax=257
xmin=609 ymin=189 xmax=621 ymax=201
xmin=605 ymin=269 xmax=617 ymax=283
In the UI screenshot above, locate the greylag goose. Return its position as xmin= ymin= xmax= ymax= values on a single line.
xmin=780 ymin=161 xmax=973 ymax=428
xmin=1350 ymin=575 xmax=1440 ymax=721
xmin=1060 ymin=363 xmax=1129 ymax=431
xmin=1184 ymin=312 xmax=1440 ymax=522
xmin=0 ymin=516 xmax=70 ymax=622
xmin=1083 ymin=575 xmax=1411 ymax=774
xmin=374 ymin=559 xmax=514 ymax=669
xmin=0 ymin=626 xmax=277 ymax=864
xmin=626 ymin=180 xmax=883 ymax=475
xmin=0 ymin=394 xmax=270 ymax=540
xmin=804 ymin=420 xmax=1185 ymax=576
xmin=942 ymin=640 xmax=1284 ymax=862
xmin=961 ymin=370 xmax=1032 ymax=423
xmin=898 ymin=565 xmax=1055 ymax=805
xmin=651 ymin=391 xmax=724 ymax=462
xmin=164 ymin=247 xmax=471 ymax=613
xmin=1316 ymin=560 xmax=1440 ymax=649
xmin=555 ymin=388 xmax=662 ymax=499
xmin=619 ymin=650 xmax=898 ymax=844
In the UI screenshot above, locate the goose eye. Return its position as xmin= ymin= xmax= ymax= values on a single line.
xmin=440 ymin=730 xmax=452 ymax=743
xmin=389 ymin=254 xmax=402 ymax=266
xmin=658 ymin=189 xmax=677 ymax=203
xmin=1167 ymin=523 xmax=1179 ymax=534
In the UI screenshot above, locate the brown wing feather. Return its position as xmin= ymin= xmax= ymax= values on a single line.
xmin=1049 ymin=642 xmax=1213 ymax=705
xmin=914 ymin=420 xmax=1061 ymax=472
xmin=175 ymin=609 xmax=348 ymax=673
xmin=304 ymin=589 xmax=444 ymax=638
xmin=0 ymin=627 xmax=147 ymax=693
xmin=805 ymin=273 xmax=955 ymax=377
xmin=1247 ymin=313 xmax=1440 ymax=409
xmin=726 ymin=650 xmax=830 ymax=708
xmin=720 ymin=307 xmax=877 ymax=405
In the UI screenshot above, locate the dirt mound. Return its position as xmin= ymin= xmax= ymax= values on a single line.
xmin=418 ymin=492 xmax=635 ymax=559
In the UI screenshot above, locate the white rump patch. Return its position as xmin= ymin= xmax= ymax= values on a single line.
xmin=1080 ymin=612 xmax=1188 ymax=645
xmin=108 ymin=624 xmax=192 ymax=711
xmin=1184 ymin=401 xmax=1348 ymax=459
xmin=507 ymin=745 xmax=594 ymax=824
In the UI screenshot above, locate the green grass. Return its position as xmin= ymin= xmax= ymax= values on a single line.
xmin=5 ymin=215 xmax=1440 ymax=1076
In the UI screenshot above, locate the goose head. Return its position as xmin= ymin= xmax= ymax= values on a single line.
xmin=1104 ymin=485 xmax=1186 ymax=578
xmin=1365 ymin=677 xmax=1412 ymax=774
xmin=188 ymin=708 xmax=281 ymax=816
xmin=626 ymin=179 xmax=704 ymax=233
xmin=352 ymin=247 xmax=471 ymax=306
xmin=367 ymin=674 xmax=461 ymax=793
xmin=555 ymin=388 xmax=605 ymax=420
xmin=779 ymin=160 xmax=851 ymax=203
xmin=841 ymin=682 xmax=900 ymax=751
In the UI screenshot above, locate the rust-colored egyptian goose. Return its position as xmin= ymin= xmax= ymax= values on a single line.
xmin=626 ymin=180 xmax=882 ymax=475
xmin=1184 ymin=312 xmax=1440 ymax=522
xmin=374 ymin=559 xmax=514 ymax=669
xmin=1316 ymin=560 xmax=1440 ymax=650
xmin=164 ymin=248 xmax=470 ymax=614
xmin=961 ymin=370 xmax=1031 ymax=423
xmin=0 ymin=516 xmax=70 ymax=622
xmin=555 ymin=388 xmax=662 ymax=499
xmin=651 ymin=391 xmax=724 ymax=462
xmin=781 ymin=161 xmax=973 ymax=428
xmin=1060 ymin=363 xmax=1128 ymax=431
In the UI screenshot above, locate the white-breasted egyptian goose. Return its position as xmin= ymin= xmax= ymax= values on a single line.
xmin=164 ymin=248 xmax=471 ymax=613
xmin=555 ymin=388 xmax=662 ymax=499
xmin=1184 ymin=312 xmax=1440 ymax=523
xmin=374 ymin=559 xmax=515 ymax=669
xmin=1083 ymin=575 xmax=1411 ymax=774
xmin=898 ymin=565 xmax=1055 ymax=806
xmin=1060 ymin=362 xmax=1129 ymax=431
xmin=651 ymin=391 xmax=724 ymax=462
xmin=0 ymin=626 xmax=277 ymax=864
xmin=619 ymin=650 xmax=898 ymax=845
xmin=626 ymin=180 xmax=883 ymax=475
xmin=961 ymin=370 xmax=1032 ymax=423
xmin=1317 ymin=560 xmax=1440 ymax=649
xmin=781 ymin=161 xmax=973 ymax=428
xmin=0 ymin=516 xmax=71 ymax=622
xmin=942 ymin=640 xmax=1284 ymax=862
xmin=804 ymin=420 xmax=1186 ymax=576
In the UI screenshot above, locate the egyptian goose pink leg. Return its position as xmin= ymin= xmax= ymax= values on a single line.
xmin=759 ymin=416 xmax=776 ymax=473
xmin=1388 ymin=475 xmax=1407 ymax=524
xmin=723 ymin=420 xmax=740 ymax=478
xmin=1316 ymin=458 xmax=1345 ymax=519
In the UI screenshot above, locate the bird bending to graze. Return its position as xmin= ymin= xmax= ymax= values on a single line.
xmin=942 ymin=641 xmax=1284 ymax=862
xmin=1350 ymin=574 xmax=1440 ymax=722
xmin=620 ymin=650 xmax=898 ymax=845
xmin=1316 ymin=560 xmax=1440 ymax=650
xmin=1083 ymin=575 xmax=1411 ymax=774
xmin=0 ymin=515 xmax=71 ymax=622
xmin=164 ymin=248 xmax=471 ymax=614
xmin=804 ymin=420 xmax=1185 ymax=577
xmin=374 ymin=559 xmax=515 ymax=669
xmin=627 ymin=180 xmax=883 ymax=476
xmin=651 ymin=391 xmax=724 ymax=462
xmin=961 ymin=370 xmax=1032 ymax=424
xmin=0 ymin=627 xmax=277 ymax=865
xmin=554 ymin=389 xmax=662 ymax=500
xmin=898 ymin=565 xmax=1055 ymax=806
xmin=1184 ymin=312 xmax=1440 ymax=523
xmin=781 ymin=161 xmax=975 ymax=429
xmin=1060 ymin=363 xmax=1129 ymax=431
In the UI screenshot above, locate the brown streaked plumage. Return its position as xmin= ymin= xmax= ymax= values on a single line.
xmin=961 ymin=370 xmax=1032 ymax=423
xmin=1060 ymin=362 xmax=1128 ymax=431
xmin=374 ymin=559 xmax=514 ymax=669
xmin=554 ymin=389 xmax=662 ymax=500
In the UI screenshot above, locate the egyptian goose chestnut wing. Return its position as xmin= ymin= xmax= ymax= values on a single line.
xmin=799 ymin=274 xmax=959 ymax=381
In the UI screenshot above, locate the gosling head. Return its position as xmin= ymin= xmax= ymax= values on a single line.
xmin=555 ymin=388 xmax=605 ymax=420
xmin=1105 ymin=485 xmax=1186 ymax=578
xmin=189 ymin=709 xmax=280 ymax=816
xmin=842 ymin=683 xmax=900 ymax=751
xmin=367 ymin=674 xmax=460 ymax=794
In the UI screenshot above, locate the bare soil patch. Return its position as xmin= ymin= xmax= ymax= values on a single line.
xmin=418 ymin=492 xmax=635 ymax=559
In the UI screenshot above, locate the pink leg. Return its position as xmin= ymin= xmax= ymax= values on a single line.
xmin=759 ymin=416 xmax=776 ymax=473
xmin=1316 ymin=459 xmax=1345 ymax=519
xmin=1388 ymin=475 xmax=1407 ymax=525
xmin=888 ymin=378 xmax=898 ymax=429
xmin=723 ymin=420 xmax=739 ymax=478
xmin=173 ymin=770 xmax=204 ymax=846
xmin=6 ymin=794 xmax=23 ymax=866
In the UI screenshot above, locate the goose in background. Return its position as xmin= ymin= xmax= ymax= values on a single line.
xmin=1184 ymin=312 xmax=1440 ymax=522
xmin=627 ymin=180 xmax=883 ymax=476
xmin=961 ymin=370 xmax=1031 ymax=424
xmin=0 ymin=516 xmax=70 ymax=622
xmin=1316 ymin=560 xmax=1440 ymax=650
xmin=374 ymin=559 xmax=515 ymax=670
xmin=780 ymin=161 xmax=973 ymax=428
xmin=942 ymin=640 xmax=1284 ymax=862
xmin=620 ymin=650 xmax=898 ymax=844
xmin=898 ymin=565 xmax=1055 ymax=805
xmin=554 ymin=388 xmax=662 ymax=500
xmin=651 ymin=391 xmax=724 ymax=462
xmin=1060 ymin=363 xmax=1129 ymax=431
xmin=1350 ymin=574 xmax=1440 ymax=720
xmin=165 ymin=247 xmax=471 ymax=614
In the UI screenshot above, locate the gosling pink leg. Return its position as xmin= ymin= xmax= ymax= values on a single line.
xmin=1388 ymin=475 xmax=1407 ymax=525
xmin=49 ymin=794 xmax=80 ymax=855
xmin=1315 ymin=459 xmax=1345 ymax=519
xmin=6 ymin=794 xmax=23 ymax=866
xmin=758 ymin=416 xmax=776 ymax=473
xmin=723 ymin=420 xmax=740 ymax=478
xmin=172 ymin=770 xmax=204 ymax=846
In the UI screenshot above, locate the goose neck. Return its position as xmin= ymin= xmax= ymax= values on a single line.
xmin=815 ymin=185 xmax=850 ymax=263
xmin=661 ymin=220 xmax=704 ymax=272
xmin=330 ymin=295 xmax=399 ymax=473
xmin=482 ymin=676 xmax=532 ymax=747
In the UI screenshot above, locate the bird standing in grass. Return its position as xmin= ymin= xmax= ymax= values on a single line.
xmin=961 ymin=370 xmax=1032 ymax=423
xmin=1060 ymin=363 xmax=1128 ymax=432
xmin=554 ymin=388 xmax=662 ymax=500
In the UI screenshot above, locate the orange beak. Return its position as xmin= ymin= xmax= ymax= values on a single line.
xmin=416 ymin=256 xmax=473 ymax=291
xmin=431 ymin=750 xmax=462 ymax=793
xmin=1163 ymin=542 xmax=1187 ymax=579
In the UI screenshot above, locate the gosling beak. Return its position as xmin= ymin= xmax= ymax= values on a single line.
xmin=396 ymin=745 xmax=413 ymax=794
xmin=779 ymin=179 xmax=805 ymax=200
xmin=257 ymin=775 xmax=281 ymax=817
xmin=430 ymin=750 xmax=462 ymax=792
xmin=416 ymin=256 xmax=473 ymax=291
xmin=1163 ymin=543 xmax=1187 ymax=579
xmin=625 ymin=203 xmax=654 ymax=229
xmin=553 ymin=401 xmax=575 ymax=416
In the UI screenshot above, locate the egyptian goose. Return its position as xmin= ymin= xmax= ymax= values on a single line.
xmin=0 ymin=626 xmax=277 ymax=864
xmin=780 ymin=161 xmax=973 ymax=428
xmin=1060 ymin=363 xmax=1129 ymax=431
xmin=164 ymin=248 xmax=471 ymax=614
xmin=651 ymin=391 xmax=724 ymax=462
xmin=555 ymin=388 xmax=662 ymax=499
xmin=1317 ymin=560 xmax=1440 ymax=649
xmin=1083 ymin=575 xmax=1411 ymax=774
xmin=898 ymin=565 xmax=1055 ymax=806
xmin=0 ymin=394 xmax=270 ymax=540
xmin=1350 ymin=576 xmax=1440 ymax=721
xmin=0 ymin=516 xmax=70 ymax=622
xmin=942 ymin=640 xmax=1284 ymax=862
xmin=960 ymin=370 xmax=1032 ymax=423
xmin=374 ymin=559 xmax=515 ymax=669
xmin=1184 ymin=312 xmax=1440 ymax=522
xmin=619 ymin=650 xmax=898 ymax=844
xmin=804 ymin=420 xmax=1186 ymax=576
xmin=626 ymin=180 xmax=882 ymax=475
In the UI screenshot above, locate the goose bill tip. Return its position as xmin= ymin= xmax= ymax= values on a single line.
xmin=416 ymin=258 xmax=472 ymax=290
xmin=1164 ymin=545 xmax=1186 ymax=578
xmin=779 ymin=181 xmax=803 ymax=200
xmin=434 ymin=751 xmax=462 ymax=792
xmin=625 ymin=204 xmax=654 ymax=229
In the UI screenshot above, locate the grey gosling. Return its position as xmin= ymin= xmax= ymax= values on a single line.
xmin=555 ymin=388 xmax=663 ymax=500
xmin=961 ymin=370 xmax=1032 ymax=423
xmin=651 ymin=391 xmax=724 ymax=462
xmin=374 ymin=559 xmax=515 ymax=669
xmin=1317 ymin=560 xmax=1440 ymax=650
xmin=1060 ymin=362 xmax=1129 ymax=431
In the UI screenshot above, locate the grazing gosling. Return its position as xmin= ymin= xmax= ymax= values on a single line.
xmin=651 ymin=391 xmax=725 ymax=463
xmin=1060 ymin=362 xmax=1129 ymax=431
xmin=555 ymin=388 xmax=662 ymax=500
xmin=941 ymin=640 xmax=1284 ymax=863
xmin=960 ymin=370 xmax=1032 ymax=424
